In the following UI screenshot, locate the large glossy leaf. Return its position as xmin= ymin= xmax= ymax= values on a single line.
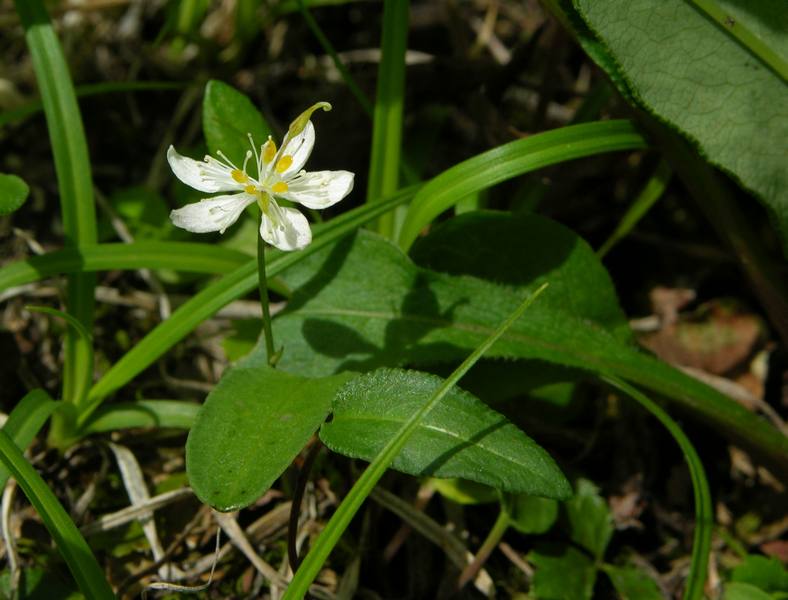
xmin=571 ymin=0 xmax=788 ymax=250
xmin=203 ymin=80 xmax=272 ymax=167
xmin=186 ymin=359 xmax=353 ymax=511
xmin=259 ymin=223 xmax=788 ymax=470
xmin=319 ymin=368 xmax=571 ymax=499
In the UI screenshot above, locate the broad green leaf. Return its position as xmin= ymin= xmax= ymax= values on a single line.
xmin=430 ymin=478 xmax=497 ymax=505
xmin=529 ymin=543 xmax=597 ymax=600
xmin=563 ymin=479 xmax=613 ymax=560
xmin=186 ymin=359 xmax=353 ymax=510
xmin=0 ymin=390 xmax=59 ymax=488
xmin=602 ymin=564 xmax=663 ymax=600
xmin=724 ymin=582 xmax=774 ymax=600
xmin=320 ymin=368 xmax=570 ymax=498
xmin=263 ymin=227 xmax=788 ymax=469
xmin=0 ymin=173 xmax=29 ymax=216
xmin=221 ymin=318 xmax=263 ymax=361
xmin=202 ymin=80 xmax=272 ymax=167
xmin=410 ymin=211 xmax=631 ymax=341
xmin=731 ymin=555 xmax=788 ymax=593
xmin=503 ymin=493 xmax=559 ymax=534
xmin=571 ymin=0 xmax=788 ymax=251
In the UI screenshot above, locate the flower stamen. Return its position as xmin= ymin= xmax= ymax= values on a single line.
xmin=275 ymin=155 xmax=293 ymax=174
xmin=262 ymin=137 xmax=277 ymax=164
xmin=271 ymin=181 xmax=289 ymax=194
xmin=231 ymin=169 xmax=249 ymax=183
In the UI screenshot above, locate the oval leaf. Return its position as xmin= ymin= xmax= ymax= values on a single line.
xmin=319 ymin=368 xmax=571 ymax=499
xmin=0 ymin=173 xmax=30 ymax=216
xmin=186 ymin=359 xmax=353 ymax=511
xmin=203 ymin=80 xmax=272 ymax=167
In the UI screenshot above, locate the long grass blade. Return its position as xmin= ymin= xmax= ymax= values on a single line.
xmin=14 ymin=0 xmax=97 ymax=406
xmin=366 ymin=0 xmax=410 ymax=238
xmin=602 ymin=376 xmax=712 ymax=600
xmin=398 ymin=120 xmax=648 ymax=250
xmin=0 ymin=430 xmax=114 ymax=599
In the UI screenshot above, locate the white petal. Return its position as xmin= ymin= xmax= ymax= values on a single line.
xmin=272 ymin=121 xmax=315 ymax=179
xmin=167 ymin=145 xmax=239 ymax=193
xmin=170 ymin=193 xmax=255 ymax=234
xmin=260 ymin=201 xmax=312 ymax=251
xmin=281 ymin=170 xmax=354 ymax=209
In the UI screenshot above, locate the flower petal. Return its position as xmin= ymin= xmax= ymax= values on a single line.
xmin=281 ymin=170 xmax=354 ymax=209
xmin=272 ymin=121 xmax=315 ymax=179
xmin=167 ymin=145 xmax=239 ymax=193
xmin=260 ymin=202 xmax=312 ymax=251
xmin=170 ymin=193 xmax=255 ymax=234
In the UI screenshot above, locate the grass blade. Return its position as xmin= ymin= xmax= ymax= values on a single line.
xmin=0 ymin=242 xmax=250 ymax=291
xmin=14 ymin=0 xmax=97 ymax=406
xmin=366 ymin=0 xmax=409 ymax=238
xmin=597 ymin=158 xmax=672 ymax=258
xmin=398 ymin=120 xmax=648 ymax=250
xmin=283 ymin=283 xmax=550 ymax=598
xmin=82 ymin=400 xmax=200 ymax=433
xmin=0 ymin=430 xmax=114 ymax=599
xmin=602 ymin=376 xmax=712 ymax=600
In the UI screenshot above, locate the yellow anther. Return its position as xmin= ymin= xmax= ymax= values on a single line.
xmin=275 ymin=155 xmax=293 ymax=174
xmin=244 ymin=184 xmax=257 ymax=195
xmin=231 ymin=169 xmax=248 ymax=183
xmin=271 ymin=181 xmax=289 ymax=194
xmin=262 ymin=139 xmax=277 ymax=164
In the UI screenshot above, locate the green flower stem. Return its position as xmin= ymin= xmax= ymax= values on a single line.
xmin=282 ymin=283 xmax=549 ymax=599
xmin=457 ymin=509 xmax=509 ymax=589
xmin=257 ymin=221 xmax=277 ymax=367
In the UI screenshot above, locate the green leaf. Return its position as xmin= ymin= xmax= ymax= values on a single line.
xmin=724 ymin=582 xmax=774 ymax=600
xmin=410 ymin=211 xmax=631 ymax=341
xmin=266 ymin=225 xmax=788 ymax=470
xmin=202 ymin=80 xmax=272 ymax=167
xmin=0 ymin=173 xmax=29 ymax=216
xmin=571 ymin=0 xmax=788 ymax=251
xmin=529 ymin=543 xmax=597 ymax=600
xmin=731 ymin=555 xmax=788 ymax=593
xmin=563 ymin=479 xmax=613 ymax=560
xmin=320 ymin=368 xmax=571 ymax=498
xmin=602 ymin=564 xmax=663 ymax=600
xmin=503 ymin=493 xmax=559 ymax=534
xmin=430 ymin=478 xmax=498 ymax=505
xmin=82 ymin=400 xmax=200 ymax=434
xmin=397 ymin=120 xmax=647 ymax=250
xmin=0 ymin=390 xmax=59 ymax=488
xmin=186 ymin=359 xmax=353 ymax=511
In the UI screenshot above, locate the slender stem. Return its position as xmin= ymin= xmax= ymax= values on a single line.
xmin=457 ymin=509 xmax=509 ymax=589
xmin=257 ymin=225 xmax=276 ymax=366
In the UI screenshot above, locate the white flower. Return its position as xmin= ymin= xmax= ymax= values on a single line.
xmin=167 ymin=102 xmax=354 ymax=251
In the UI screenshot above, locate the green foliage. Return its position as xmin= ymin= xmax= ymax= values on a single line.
xmin=319 ymin=368 xmax=571 ymax=498
xmin=563 ymin=479 xmax=613 ymax=560
xmin=724 ymin=582 xmax=774 ymax=600
xmin=731 ymin=555 xmax=788 ymax=594
xmin=0 ymin=173 xmax=29 ymax=216
xmin=186 ymin=359 xmax=353 ymax=510
xmin=571 ymin=0 xmax=788 ymax=251
xmin=261 ymin=222 xmax=788 ymax=466
xmin=203 ymin=80 xmax=272 ymax=167
xmin=602 ymin=565 xmax=663 ymax=600
xmin=502 ymin=493 xmax=559 ymax=534
xmin=529 ymin=543 xmax=597 ymax=600
xmin=430 ymin=478 xmax=498 ymax=505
